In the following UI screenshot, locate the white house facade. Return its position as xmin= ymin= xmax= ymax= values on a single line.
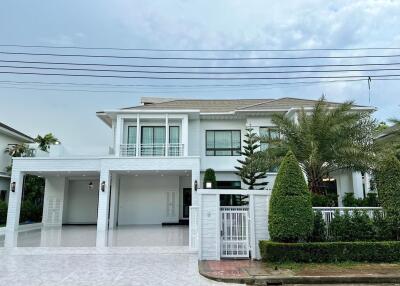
xmin=0 ymin=122 xmax=34 ymax=203
xmin=4 ymin=97 xmax=375 ymax=259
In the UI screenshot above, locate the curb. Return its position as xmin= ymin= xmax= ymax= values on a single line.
xmin=200 ymin=270 xmax=400 ymax=285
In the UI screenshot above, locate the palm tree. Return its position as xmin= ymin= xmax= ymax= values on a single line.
xmin=5 ymin=143 xmax=30 ymax=157
xmin=247 ymin=97 xmax=376 ymax=194
xmin=35 ymin=133 xmax=59 ymax=152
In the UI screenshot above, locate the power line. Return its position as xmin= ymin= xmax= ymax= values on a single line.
xmin=2 ymin=70 xmax=400 ymax=80
xmin=0 ymin=77 xmax=398 ymax=93
xmin=2 ymin=59 xmax=400 ymax=69
xmin=1 ymin=51 xmax=400 ymax=60
xmin=2 ymin=43 xmax=400 ymax=52
xmin=2 ymin=64 xmax=400 ymax=74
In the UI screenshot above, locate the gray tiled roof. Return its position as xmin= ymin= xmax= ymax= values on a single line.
xmin=237 ymin=97 xmax=370 ymax=111
xmin=121 ymin=97 xmax=373 ymax=113
xmin=122 ymin=99 xmax=274 ymax=113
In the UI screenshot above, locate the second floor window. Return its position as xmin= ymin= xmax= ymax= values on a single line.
xmin=127 ymin=126 xmax=137 ymax=145
xmin=206 ymin=130 xmax=241 ymax=156
xmin=259 ymin=127 xmax=279 ymax=151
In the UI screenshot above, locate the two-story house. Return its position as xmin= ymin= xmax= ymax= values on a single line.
xmin=4 ymin=97 xmax=374 ymax=251
xmin=0 ymin=122 xmax=34 ymax=203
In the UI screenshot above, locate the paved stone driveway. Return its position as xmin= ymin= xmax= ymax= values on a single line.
xmin=0 ymin=247 xmax=241 ymax=286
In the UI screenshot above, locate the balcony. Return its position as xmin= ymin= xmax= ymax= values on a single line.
xmin=120 ymin=143 xmax=184 ymax=157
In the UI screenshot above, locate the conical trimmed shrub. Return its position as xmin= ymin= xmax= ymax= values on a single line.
xmin=269 ymin=150 xmax=314 ymax=242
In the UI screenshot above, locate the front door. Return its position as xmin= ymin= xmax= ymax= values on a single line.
xmin=182 ymin=188 xmax=191 ymax=218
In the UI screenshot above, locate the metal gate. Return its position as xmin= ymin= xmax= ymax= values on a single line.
xmin=220 ymin=206 xmax=250 ymax=258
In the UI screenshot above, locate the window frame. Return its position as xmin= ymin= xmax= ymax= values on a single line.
xmin=259 ymin=126 xmax=280 ymax=151
xmin=205 ymin=130 xmax=241 ymax=156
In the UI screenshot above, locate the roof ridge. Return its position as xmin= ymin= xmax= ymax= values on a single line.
xmin=236 ymin=98 xmax=280 ymax=110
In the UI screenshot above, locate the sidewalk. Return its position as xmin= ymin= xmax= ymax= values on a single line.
xmin=199 ymin=260 xmax=400 ymax=285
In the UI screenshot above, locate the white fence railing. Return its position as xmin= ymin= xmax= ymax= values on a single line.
xmin=189 ymin=206 xmax=199 ymax=251
xmin=220 ymin=206 xmax=250 ymax=258
xmin=120 ymin=143 xmax=184 ymax=157
xmin=313 ymin=207 xmax=383 ymax=227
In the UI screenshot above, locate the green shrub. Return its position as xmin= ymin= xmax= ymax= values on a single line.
xmin=259 ymin=240 xmax=400 ymax=263
xmin=329 ymin=210 xmax=375 ymax=241
xmin=342 ymin=192 xmax=379 ymax=207
xmin=311 ymin=193 xmax=338 ymax=207
xmin=0 ymin=201 xmax=7 ymax=225
xmin=372 ymin=210 xmax=394 ymax=241
xmin=310 ymin=211 xmax=326 ymax=242
xmin=329 ymin=211 xmax=353 ymax=241
xmin=351 ymin=210 xmax=375 ymax=241
xmin=203 ymin=168 xmax=217 ymax=188
xmin=19 ymin=200 xmax=42 ymax=223
xmin=269 ymin=151 xmax=313 ymax=242
xmin=375 ymin=155 xmax=400 ymax=239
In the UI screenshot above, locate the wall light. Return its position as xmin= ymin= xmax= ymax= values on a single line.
xmin=101 ymin=181 xmax=106 ymax=192
xmin=10 ymin=182 xmax=16 ymax=192
xmin=194 ymin=180 xmax=198 ymax=191
xmin=88 ymin=181 xmax=94 ymax=191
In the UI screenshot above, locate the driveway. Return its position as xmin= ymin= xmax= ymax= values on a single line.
xmin=0 ymin=247 xmax=242 ymax=286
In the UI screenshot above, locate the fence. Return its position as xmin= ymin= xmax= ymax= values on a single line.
xmin=313 ymin=207 xmax=383 ymax=231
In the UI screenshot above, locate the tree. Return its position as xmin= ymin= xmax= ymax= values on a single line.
xmin=269 ymin=151 xmax=314 ymax=242
xmin=235 ymin=127 xmax=268 ymax=189
xmin=245 ymin=96 xmax=376 ymax=194
xmin=35 ymin=133 xmax=59 ymax=152
xmin=375 ymin=155 xmax=400 ymax=239
xmin=4 ymin=143 xmax=30 ymax=157
xmin=203 ymin=168 xmax=216 ymax=188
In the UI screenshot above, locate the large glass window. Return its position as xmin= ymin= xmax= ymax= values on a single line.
xmin=259 ymin=127 xmax=279 ymax=151
xmin=169 ymin=126 xmax=180 ymax=144
xmin=206 ymin=130 xmax=241 ymax=156
xmin=141 ymin=126 xmax=166 ymax=156
xmin=127 ymin=126 xmax=137 ymax=144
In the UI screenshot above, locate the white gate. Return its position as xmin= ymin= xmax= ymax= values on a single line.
xmin=220 ymin=206 xmax=250 ymax=258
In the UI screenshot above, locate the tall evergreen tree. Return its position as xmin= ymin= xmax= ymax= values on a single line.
xmin=235 ymin=127 xmax=268 ymax=189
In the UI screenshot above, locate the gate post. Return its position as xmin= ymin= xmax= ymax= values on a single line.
xmin=249 ymin=194 xmax=257 ymax=260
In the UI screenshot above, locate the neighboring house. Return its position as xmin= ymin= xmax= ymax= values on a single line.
xmin=375 ymin=123 xmax=400 ymax=144
xmin=0 ymin=122 xmax=34 ymax=202
xmin=4 ymin=97 xmax=375 ymax=255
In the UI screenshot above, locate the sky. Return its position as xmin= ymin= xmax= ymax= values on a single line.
xmin=0 ymin=0 xmax=399 ymax=154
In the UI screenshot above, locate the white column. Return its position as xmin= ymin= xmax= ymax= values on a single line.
xmin=114 ymin=116 xmax=123 ymax=157
xmin=182 ymin=115 xmax=189 ymax=156
xmin=136 ymin=114 xmax=140 ymax=157
xmin=109 ymin=173 xmax=119 ymax=229
xmin=352 ymin=171 xmax=364 ymax=199
xmin=165 ymin=114 xmax=169 ymax=156
xmin=364 ymin=172 xmax=372 ymax=194
xmin=42 ymin=176 xmax=67 ymax=227
xmin=96 ymin=169 xmax=110 ymax=247
xmin=5 ymin=170 xmax=24 ymax=247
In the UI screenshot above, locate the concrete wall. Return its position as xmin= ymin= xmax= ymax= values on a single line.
xmin=63 ymin=179 xmax=99 ymax=224
xmin=199 ymin=194 xmax=219 ymax=260
xmin=118 ymin=174 xmax=180 ymax=225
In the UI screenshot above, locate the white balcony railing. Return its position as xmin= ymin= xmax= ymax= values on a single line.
xmin=119 ymin=143 xmax=184 ymax=157
xmin=313 ymin=207 xmax=383 ymax=227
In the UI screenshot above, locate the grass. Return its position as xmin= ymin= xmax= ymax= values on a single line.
xmin=264 ymin=261 xmax=400 ymax=276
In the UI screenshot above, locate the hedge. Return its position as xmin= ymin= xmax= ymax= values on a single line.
xmin=259 ymin=240 xmax=400 ymax=263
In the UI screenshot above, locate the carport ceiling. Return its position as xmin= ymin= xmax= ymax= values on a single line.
xmin=27 ymin=171 xmax=100 ymax=177
xmin=115 ymin=170 xmax=191 ymax=176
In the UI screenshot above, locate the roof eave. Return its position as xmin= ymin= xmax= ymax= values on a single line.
xmin=0 ymin=126 xmax=34 ymax=143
